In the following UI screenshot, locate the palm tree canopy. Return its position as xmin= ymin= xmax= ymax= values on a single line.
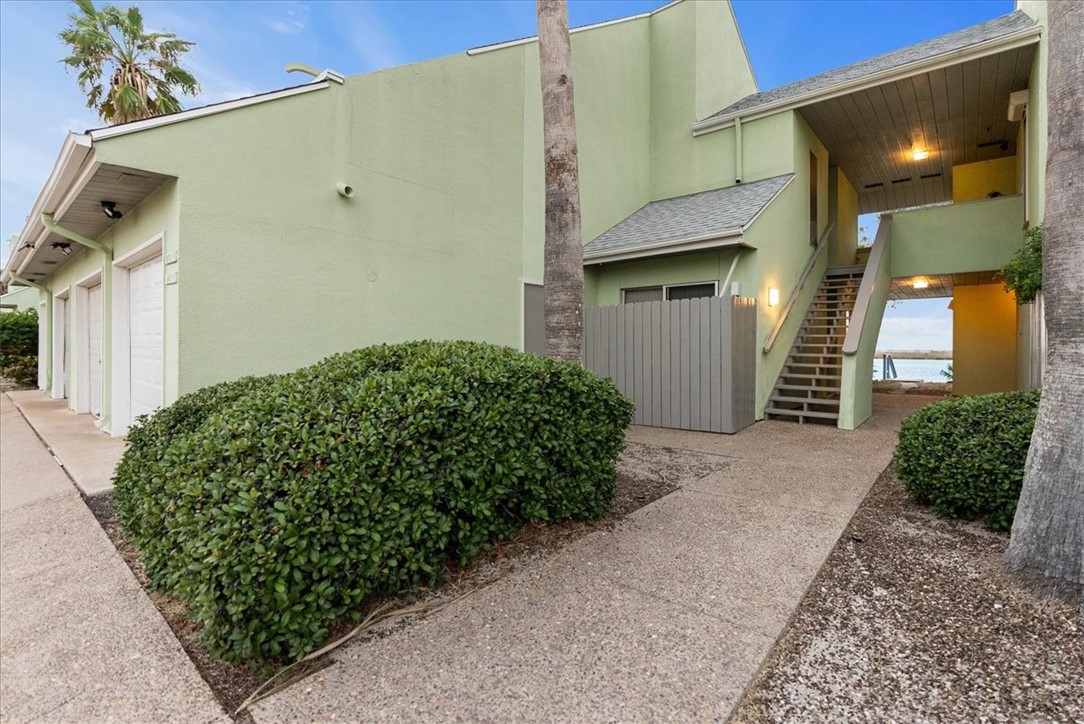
xmin=59 ymin=0 xmax=200 ymax=125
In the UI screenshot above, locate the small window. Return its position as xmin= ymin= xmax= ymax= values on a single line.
xmin=623 ymin=286 xmax=664 ymax=304
xmin=666 ymin=283 xmax=717 ymax=301
xmin=621 ymin=282 xmax=719 ymax=304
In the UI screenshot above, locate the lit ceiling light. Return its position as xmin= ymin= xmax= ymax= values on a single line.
xmin=101 ymin=200 xmax=123 ymax=220
xmin=913 ymin=278 xmax=929 ymax=289
xmin=912 ymin=148 xmax=930 ymax=161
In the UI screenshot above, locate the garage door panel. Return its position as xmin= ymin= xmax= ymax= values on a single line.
xmin=129 ymin=256 xmax=163 ymax=420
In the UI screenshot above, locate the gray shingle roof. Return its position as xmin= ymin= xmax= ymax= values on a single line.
xmin=708 ymin=10 xmax=1036 ymax=121
xmin=583 ymin=174 xmax=793 ymax=258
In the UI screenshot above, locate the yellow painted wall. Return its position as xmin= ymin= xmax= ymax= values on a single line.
xmin=952 ymin=156 xmax=1018 ymax=203
xmin=953 ymin=283 xmax=1018 ymax=396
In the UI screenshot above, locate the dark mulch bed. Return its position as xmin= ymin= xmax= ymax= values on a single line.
xmin=734 ymin=467 xmax=1084 ymax=723
xmin=86 ymin=440 xmax=731 ymax=720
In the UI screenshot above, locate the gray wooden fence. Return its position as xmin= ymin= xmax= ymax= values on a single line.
xmin=584 ymin=296 xmax=756 ymax=434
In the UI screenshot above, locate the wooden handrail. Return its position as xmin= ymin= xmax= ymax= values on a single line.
xmin=763 ymin=221 xmax=835 ymax=353
xmin=843 ymin=216 xmax=892 ymax=355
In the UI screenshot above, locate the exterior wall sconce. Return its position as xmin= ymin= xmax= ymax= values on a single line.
xmin=913 ymin=278 xmax=929 ymax=289
xmin=912 ymin=148 xmax=930 ymax=161
xmin=768 ymin=287 xmax=780 ymax=306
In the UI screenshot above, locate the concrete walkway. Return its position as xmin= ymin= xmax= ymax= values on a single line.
xmin=252 ymin=394 xmax=935 ymax=721
xmin=6 ymin=390 xmax=127 ymax=495
xmin=0 ymin=393 xmax=227 ymax=723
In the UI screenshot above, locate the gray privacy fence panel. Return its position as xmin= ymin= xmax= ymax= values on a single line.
xmin=585 ymin=296 xmax=756 ymax=434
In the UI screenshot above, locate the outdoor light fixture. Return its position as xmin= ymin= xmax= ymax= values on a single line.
xmin=100 ymin=200 xmax=123 ymax=220
xmin=913 ymin=278 xmax=929 ymax=290
xmin=912 ymin=148 xmax=930 ymax=161
xmin=50 ymin=242 xmax=72 ymax=256
xmin=768 ymin=287 xmax=780 ymax=307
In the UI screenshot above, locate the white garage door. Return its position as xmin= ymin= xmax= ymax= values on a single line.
xmin=88 ymin=284 xmax=103 ymax=417
xmin=128 ymin=256 xmax=163 ymax=420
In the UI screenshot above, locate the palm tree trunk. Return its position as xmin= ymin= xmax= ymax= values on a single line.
xmin=537 ymin=0 xmax=584 ymax=364
xmin=1003 ymin=0 xmax=1084 ymax=592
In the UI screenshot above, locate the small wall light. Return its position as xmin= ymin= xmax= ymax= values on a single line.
xmin=51 ymin=242 xmax=72 ymax=256
xmin=912 ymin=148 xmax=930 ymax=161
xmin=101 ymin=200 xmax=123 ymax=220
xmin=768 ymin=287 xmax=780 ymax=307
xmin=913 ymin=278 xmax=929 ymax=289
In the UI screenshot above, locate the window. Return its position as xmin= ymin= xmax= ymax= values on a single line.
xmin=622 ymin=281 xmax=718 ymax=304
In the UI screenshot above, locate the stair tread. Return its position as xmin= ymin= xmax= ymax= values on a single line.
xmin=765 ymin=407 xmax=840 ymax=420
xmin=770 ymin=395 xmax=841 ymax=406
xmin=775 ymin=384 xmax=841 ymax=392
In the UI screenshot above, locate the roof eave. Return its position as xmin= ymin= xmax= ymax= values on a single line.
xmin=691 ymin=23 xmax=1042 ymax=136
xmin=583 ymin=230 xmax=752 ymax=265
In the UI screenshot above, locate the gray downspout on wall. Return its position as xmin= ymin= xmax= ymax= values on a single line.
xmin=734 ymin=117 xmax=743 ymax=184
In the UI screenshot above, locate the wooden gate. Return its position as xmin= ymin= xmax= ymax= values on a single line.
xmin=584 ymin=296 xmax=756 ymax=433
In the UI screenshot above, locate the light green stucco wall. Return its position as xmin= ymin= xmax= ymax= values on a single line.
xmin=1 ymin=285 xmax=39 ymax=311
xmin=1017 ymin=0 xmax=1047 ymax=226
xmin=890 ymin=195 xmax=1025 ymax=277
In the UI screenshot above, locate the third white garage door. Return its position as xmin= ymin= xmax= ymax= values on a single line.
xmin=128 ymin=256 xmax=163 ymax=420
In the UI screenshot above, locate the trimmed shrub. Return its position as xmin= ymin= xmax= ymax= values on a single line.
xmin=0 ymin=308 xmax=39 ymax=385
xmin=112 ymin=341 xmax=634 ymax=665
xmin=894 ymin=390 xmax=1040 ymax=531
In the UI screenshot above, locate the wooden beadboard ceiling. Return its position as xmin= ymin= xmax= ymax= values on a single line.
xmin=801 ymin=43 xmax=1036 ymax=215
xmin=890 ymin=270 xmax=1001 ymax=300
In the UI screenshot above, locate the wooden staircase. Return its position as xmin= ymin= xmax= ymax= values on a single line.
xmin=766 ymin=265 xmax=865 ymax=424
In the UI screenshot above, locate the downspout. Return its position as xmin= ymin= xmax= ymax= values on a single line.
xmin=734 ymin=117 xmax=743 ymax=184
xmin=11 ymin=274 xmax=51 ymax=392
xmin=41 ymin=213 xmax=113 ymax=432
xmin=722 ymin=250 xmax=743 ymax=296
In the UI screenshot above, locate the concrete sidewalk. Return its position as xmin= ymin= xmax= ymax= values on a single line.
xmin=6 ymin=390 xmax=127 ymax=495
xmin=0 ymin=393 xmax=227 ymax=723
xmin=252 ymin=394 xmax=934 ymax=721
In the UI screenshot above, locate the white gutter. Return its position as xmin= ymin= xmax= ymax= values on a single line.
xmin=89 ymin=81 xmax=331 ymax=141
xmin=691 ymin=24 xmax=1042 ymax=136
xmin=467 ymin=0 xmax=683 ymax=56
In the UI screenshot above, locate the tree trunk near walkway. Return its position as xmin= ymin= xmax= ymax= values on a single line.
xmin=1003 ymin=0 xmax=1084 ymax=593
xmin=537 ymin=0 xmax=584 ymax=364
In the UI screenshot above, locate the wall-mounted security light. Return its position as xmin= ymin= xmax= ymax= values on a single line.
xmin=913 ymin=278 xmax=929 ymax=290
xmin=336 ymin=183 xmax=355 ymax=198
xmin=768 ymin=287 xmax=780 ymax=307
xmin=101 ymin=200 xmax=123 ymax=220
xmin=51 ymin=242 xmax=72 ymax=256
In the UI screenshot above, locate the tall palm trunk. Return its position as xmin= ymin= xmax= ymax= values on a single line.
xmin=537 ymin=0 xmax=584 ymax=364
xmin=1004 ymin=1 xmax=1083 ymax=591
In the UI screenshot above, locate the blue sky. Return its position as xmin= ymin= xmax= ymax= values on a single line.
xmin=0 ymin=0 xmax=1014 ymax=349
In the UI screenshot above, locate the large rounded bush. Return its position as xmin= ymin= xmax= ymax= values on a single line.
xmin=113 ymin=341 xmax=634 ymax=664
xmin=894 ymin=390 xmax=1039 ymax=531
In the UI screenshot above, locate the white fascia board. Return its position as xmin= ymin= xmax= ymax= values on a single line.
xmin=89 ymin=81 xmax=330 ymax=141
xmin=583 ymin=229 xmax=749 ymax=265
xmin=691 ymin=25 xmax=1042 ymax=136
xmin=314 ymin=69 xmax=345 ymax=84
xmin=467 ymin=0 xmax=683 ymax=56
xmin=4 ymin=136 xmax=94 ymax=284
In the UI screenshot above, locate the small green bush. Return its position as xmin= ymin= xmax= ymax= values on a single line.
xmin=894 ymin=390 xmax=1040 ymax=531
xmin=1001 ymin=225 xmax=1042 ymax=303
xmin=0 ymin=309 xmax=39 ymax=384
xmin=113 ymin=340 xmax=634 ymax=665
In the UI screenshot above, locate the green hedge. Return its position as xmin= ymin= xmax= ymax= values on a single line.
xmin=0 ymin=309 xmax=39 ymax=385
xmin=894 ymin=391 xmax=1039 ymax=531
xmin=113 ymin=341 xmax=634 ymax=665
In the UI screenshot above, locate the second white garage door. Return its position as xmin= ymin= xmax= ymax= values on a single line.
xmin=88 ymin=284 xmax=103 ymax=417
xmin=128 ymin=256 xmax=163 ymax=420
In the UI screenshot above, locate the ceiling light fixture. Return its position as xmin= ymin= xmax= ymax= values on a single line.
xmin=100 ymin=200 xmax=123 ymax=220
xmin=912 ymin=148 xmax=930 ymax=161
xmin=51 ymin=242 xmax=72 ymax=256
xmin=913 ymin=278 xmax=929 ymax=290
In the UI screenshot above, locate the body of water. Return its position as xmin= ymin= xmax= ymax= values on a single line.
xmin=872 ymin=358 xmax=951 ymax=383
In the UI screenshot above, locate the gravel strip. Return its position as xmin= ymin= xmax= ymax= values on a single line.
xmin=734 ymin=467 xmax=1084 ymax=722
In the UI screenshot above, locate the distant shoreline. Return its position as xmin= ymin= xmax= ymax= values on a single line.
xmin=874 ymin=350 xmax=952 ymax=360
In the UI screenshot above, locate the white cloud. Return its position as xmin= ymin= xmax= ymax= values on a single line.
xmin=265 ymin=17 xmax=306 ymax=35
xmin=338 ymin=3 xmax=407 ymax=72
